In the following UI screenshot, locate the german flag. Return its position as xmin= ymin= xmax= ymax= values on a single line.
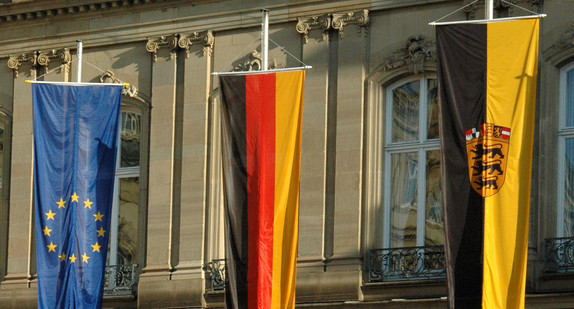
xmin=436 ymin=19 xmax=539 ymax=308
xmin=220 ymin=70 xmax=305 ymax=309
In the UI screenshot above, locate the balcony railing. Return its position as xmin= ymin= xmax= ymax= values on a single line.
xmin=367 ymin=246 xmax=446 ymax=282
xmin=545 ymin=237 xmax=574 ymax=273
xmin=204 ymin=259 xmax=226 ymax=291
xmin=104 ymin=264 xmax=138 ymax=296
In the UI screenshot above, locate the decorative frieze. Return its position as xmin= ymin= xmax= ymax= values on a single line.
xmin=7 ymin=48 xmax=71 ymax=78
xmin=296 ymin=9 xmax=369 ymax=44
xmin=100 ymin=70 xmax=138 ymax=98
xmin=178 ymin=30 xmax=214 ymax=57
xmin=379 ymin=35 xmax=435 ymax=75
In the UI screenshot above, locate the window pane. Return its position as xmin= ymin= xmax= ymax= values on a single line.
xmin=425 ymin=150 xmax=443 ymax=246
xmin=566 ymin=70 xmax=574 ymax=127
xmin=564 ymin=139 xmax=574 ymax=236
xmin=427 ymin=79 xmax=439 ymax=140
xmin=390 ymin=152 xmax=418 ymax=248
xmin=392 ymin=80 xmax=420 ymax=143
xmin=117 ymin=177 xmax=139 ymax=265
xmin=120 ymin=111 xmax=141 ymax=168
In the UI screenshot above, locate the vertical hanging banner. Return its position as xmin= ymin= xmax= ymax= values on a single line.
xmin=437 ymin=19 xmax=539 ymax=308
xmin=33 ymin=84 xmax=122 ymax=308
xmin=220 ymin=70 xmax=305 ymax=309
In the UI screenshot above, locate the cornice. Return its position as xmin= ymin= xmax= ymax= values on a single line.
xmin=0 ymin=0 xmax=454 ymax=58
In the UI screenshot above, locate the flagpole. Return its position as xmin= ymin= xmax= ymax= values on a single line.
xmin=261 ymin=9 xmax=269 ymax=71
xmin=485 ymin=0 xmax=494 ymax=20
xmin=76 ymin=40 xmax=83 ymax=83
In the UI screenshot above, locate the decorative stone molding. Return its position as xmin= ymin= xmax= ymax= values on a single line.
xmin=0 ymin=0 xmax=172 ymax=24
xmin=146 ymin=35 xmax=178 ymax=61
xmin=233 ymin=50 xmax=280 ymax=72
xmin=100 ymin=70 xmax=139 ymax=98
xmin=331 ymin=9 xmax=369 ymax=39
xmin=379 ymin=36 xmax=435 ymax=75
xmin=296 ymin=9 xmax=369 ymax=43
xmin=296 ymin=14 xmax=331 ymax=43
xmin=7 ymin=48 xmax=71 ymax=78
xmin=544 ymin=24 xmax=574 ymax=66
xmin=178 ymin=30 xmax=214 ymax=57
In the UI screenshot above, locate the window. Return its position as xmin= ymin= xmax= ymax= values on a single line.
xmin=105 ymin=101 xmax=148 ymax=295
xmin=382 ymin=75 xmax=443 ymax=249
xmin=558 ymin=63 xmax=574 ymax=237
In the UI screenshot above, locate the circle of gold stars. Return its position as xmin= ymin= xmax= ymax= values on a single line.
xmin=43 ymin=192 xmax=105 ymax=265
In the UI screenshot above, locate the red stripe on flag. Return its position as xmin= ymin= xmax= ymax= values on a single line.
xmin=246 ymin=74 xmax=276 ymax=309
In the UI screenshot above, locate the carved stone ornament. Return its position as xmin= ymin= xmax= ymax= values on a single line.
xmin=296 ymin=14 xmax=331 ymax=44
xmin=380 ymin=35 xmax=435 ymax=75
xmin=146 ymin=35 xmax=179 ymax=61
xmin=296 ymin=10 xmax=369 ymax=43
xmin=331 ymin=9 xmax=369 ymax=39
xmin=233 ymin=50 xmax=281 ymax=72
xmin=100 ymin=70 xmax=138 ymax=98
xmin=7 ymin=48 xmax=71 ymax=78
xmin=178 ymin=30 xmax=214 ymax=57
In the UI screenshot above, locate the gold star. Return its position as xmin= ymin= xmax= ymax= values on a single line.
xmin=57 ymin=198 xmax=66 ymax=209
xmin=71 ymin=193 xmax=79 ymax=203
xmin=69 ymin=254 xmax=76 ymax=263
xmin=91 ymin=242 xmax=101 ymax=253
xmin=42 ymin=226 xmax=52 ymax=236
xmin=45 ymin=210 xmax=56 ymax=220
xmin=82 ymin=253 xmax=89 ymax=263
xmin=59 ymin=253 xmax=66 ymax=262
xmin=97 ymin=227 xmax=106 ymax=237
xmin=46 ymin=242 xmax=57 ymax=252
xmin=94 ymin=211 xmax=103 ymax=222
xmin=83 ymin=198 xmax=93 ymax=209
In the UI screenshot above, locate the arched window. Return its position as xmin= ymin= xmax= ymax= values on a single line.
xmin=558 ymin=62 xmax=574 ymax=237
xmin=382 ymin=74 xmax=443 ymax=249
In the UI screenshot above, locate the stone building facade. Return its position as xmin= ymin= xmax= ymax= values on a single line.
xmin=0 ymin=0 xmax=573 ymax=308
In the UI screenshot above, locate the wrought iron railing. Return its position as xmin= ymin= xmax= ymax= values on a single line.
xmin=545 ymin=237 xmax=574 ymax=273
xmin=367 ymin=246 xmax=446 ymax=282
xmin=204 ymin=259 xmax=226 ymax=291
xmin=104 ymin=264 xmax=138 ymax=296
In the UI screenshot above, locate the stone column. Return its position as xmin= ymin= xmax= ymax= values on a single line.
xmin=138 ymin=36 xmax=179 ymax=304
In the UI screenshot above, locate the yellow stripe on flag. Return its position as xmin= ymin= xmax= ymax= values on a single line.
xmin=272 ymin=71 xmax=305 ymax=309
xmin=484 ymin=19 xmax=539 ymax=309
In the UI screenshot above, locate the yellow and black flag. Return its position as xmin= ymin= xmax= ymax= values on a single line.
xmin=436 ymin=19 xmax=539 ymax=308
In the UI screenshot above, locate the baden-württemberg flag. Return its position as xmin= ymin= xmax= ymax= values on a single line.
xmin=33 ymin=84 xmax=122 ymax=308
xmin=437 ymin=19 xmax=539 ymax=308
xmin=220 ymin=70 xmax=305 ymax=309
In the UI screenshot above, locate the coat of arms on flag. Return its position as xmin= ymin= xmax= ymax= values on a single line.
xmin=465 ymin=123 xmax=510 ymax=197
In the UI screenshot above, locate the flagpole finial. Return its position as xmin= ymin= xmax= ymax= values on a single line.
xmin=123 ymin=83 xmax=130 ymax=87
xmin=25 ymin=80 xmax=31 ymax=83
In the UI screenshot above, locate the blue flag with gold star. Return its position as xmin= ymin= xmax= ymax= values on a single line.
xmin=32 ymin=83 xmax=122 ymax=308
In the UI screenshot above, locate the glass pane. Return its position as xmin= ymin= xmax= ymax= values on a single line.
xmin=392 ymin=80 xmax=420 ymax=143
xmin=427 ymin=79 xmax=439 ymax=140
xmin=425 ymin=150 xmax=443 ymax=246
xmin=390 ymin=152 xmax=418 ymax=248
xmin=566 ymin=70 xmax=574 ymax=127
xmin=120 ymin=111 xmax=141 ymax=168
xmin=564 ymin=139 xmax=574 ymax=237
xmin=117 ymin=177 xmax=139 ymax=265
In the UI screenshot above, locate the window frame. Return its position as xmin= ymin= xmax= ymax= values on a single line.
xmin=557 ymin=62 xmax=574 ymax=237
xmin=382 ymin=74 xmax=440 ymax=249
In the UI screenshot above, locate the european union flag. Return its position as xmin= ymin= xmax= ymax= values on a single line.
xmin=32 ymin=83 xmax=122 ymax=308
